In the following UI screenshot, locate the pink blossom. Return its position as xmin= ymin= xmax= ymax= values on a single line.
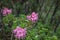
xmin=27 ymin=15 xmax=31 ymax=20
xmin=31 ymin=12 xmax=37 ymax=18
xmin=27 ymin=12 xmax=38 ymax=22
xmin=2 ymin=7 xmax=12 ymax=16
xmin=13 ymin=26 xmax=27 ymax=39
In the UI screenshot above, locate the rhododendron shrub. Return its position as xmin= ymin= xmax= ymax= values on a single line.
xmin=0 ymin=0 xmax=59 ymax=40
xmin=2 ymin=12 xmax=58 ymax=40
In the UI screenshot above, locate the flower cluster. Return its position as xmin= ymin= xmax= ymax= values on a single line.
xmin=2 ymin=7 xmax=12 ymax=16
xmin=27 ymin=12 xmax=38 ymax=22
xmin=13 ymin=26 xmax=27 ymax=39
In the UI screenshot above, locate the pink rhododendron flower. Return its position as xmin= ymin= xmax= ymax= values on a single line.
xmin=27 ymin=15 xmax=31 ymax=20
xmin=2 ymin=7 xmax=12 ymax=16
xmin=27 ymin=12 xmax=38 ymax=22
xmin=13 ymin=26 xmax=27 ymax=39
